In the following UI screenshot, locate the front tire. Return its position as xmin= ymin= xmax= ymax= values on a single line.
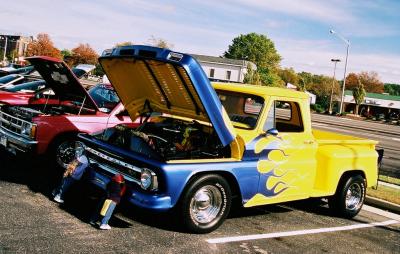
xmin=328 ymin=175 xmax=366 ymax=218
xmin=179 ymin=174 xmax=231 ymax=234
xmin=52 ymin=136 xmax=80 ymax=169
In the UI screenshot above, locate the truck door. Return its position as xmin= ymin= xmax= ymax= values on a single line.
xmin=248 ymin=98 xmax=317 ymax=206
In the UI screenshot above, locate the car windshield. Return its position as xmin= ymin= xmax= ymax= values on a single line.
xmin=4 ymin=81 xmax=46 ymax=92
xmin=0 ymin=75 xmax=18 ymax=84
xmin=88 ymin=84 xmax=120 ymax=111
xmin=216 ymin=90 xmax=264 ymax=130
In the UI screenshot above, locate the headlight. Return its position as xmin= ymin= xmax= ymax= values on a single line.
xmin=21 ymin=123 xmax=32 ymax=136
xmin=74 ymin=141 xmax=86 ymax=158
xmin=140 ymin=168 xmax=158 ymax=191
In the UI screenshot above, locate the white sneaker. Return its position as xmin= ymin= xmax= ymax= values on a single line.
xmin=53 ymin=195 xmax=64 ymax=204
xmin=99 ymin=224 xmax=111 ymax=230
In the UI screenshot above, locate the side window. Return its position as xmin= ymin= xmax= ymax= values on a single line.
xmin=264 ymin=100 xmax=304 ymax=133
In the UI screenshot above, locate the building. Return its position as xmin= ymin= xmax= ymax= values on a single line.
xmin=191 ymin=54 xmax=256 ymax=83
xmin=0 ymin=35 xmax=33 ymax=62
xmin=343 ymin=90 xmax=400 ymax=116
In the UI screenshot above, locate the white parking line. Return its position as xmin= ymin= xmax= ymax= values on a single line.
xmin=393 ymin=138 xmax=400 ymax=141
xmin=206 ymin=220 xmax=399 ymax=244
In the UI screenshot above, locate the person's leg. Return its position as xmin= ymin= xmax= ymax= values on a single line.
xmin=58 ymin=177 xmax=76 ymax=199
xmin=100 ymin=201 xmax=117 ymax=229
xmin=89 ymin=197 xmax=106 ymax=225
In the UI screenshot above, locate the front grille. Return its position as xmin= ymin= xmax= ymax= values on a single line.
xmin=0 ymin=111 xmax=32 ymax=137
xmin=85 ymin=146 xmax=141 ymax=184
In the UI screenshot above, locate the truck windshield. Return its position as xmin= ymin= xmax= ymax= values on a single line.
xmin=216 ymin=90 xmax=264 ymax=130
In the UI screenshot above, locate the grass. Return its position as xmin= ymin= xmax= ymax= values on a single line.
xmin=378 ymin=175 xmax=400 ymax=185
xmin=367 ymin=185 xmax=400 ymax=205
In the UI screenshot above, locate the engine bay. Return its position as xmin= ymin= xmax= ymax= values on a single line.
xmin=1 ymin=103 xmax=97 ymax=121
xmin=94 ymin=116 xmax=231 ymax=161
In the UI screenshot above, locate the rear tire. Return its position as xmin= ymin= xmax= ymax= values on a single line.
xmin=179 ymin=174 xmax=231 ymax=234
xmin=328 ymin=175 xmax=366 ymax=218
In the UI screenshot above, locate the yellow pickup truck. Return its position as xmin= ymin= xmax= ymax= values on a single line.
xmin=78 ymin=46 xmax=379 ymax=233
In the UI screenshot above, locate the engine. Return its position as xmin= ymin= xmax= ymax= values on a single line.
xmin=95 ymin=117 xmax=231 ymax=161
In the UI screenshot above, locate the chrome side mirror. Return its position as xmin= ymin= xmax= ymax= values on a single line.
xmin=266 ymin=128 xmax=279 ymax=136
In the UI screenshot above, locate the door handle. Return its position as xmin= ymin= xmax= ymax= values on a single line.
xmin=304 ymin=140 xmax=314 ymax=144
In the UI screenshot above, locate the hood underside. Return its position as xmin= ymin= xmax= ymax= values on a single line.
xmin=99 ymin=45 xmax=236 ymax=146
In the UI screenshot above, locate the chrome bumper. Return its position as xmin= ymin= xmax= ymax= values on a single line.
xmin=0 ymin=127 xmax=37 ymax=153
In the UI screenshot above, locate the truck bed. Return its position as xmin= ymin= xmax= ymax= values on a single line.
xmin=313 ymin=129 xmax=378 ymax=146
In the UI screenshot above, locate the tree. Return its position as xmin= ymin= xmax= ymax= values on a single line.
xmin=115 ymin=41 xmax=133 ymax=47
xmin=225 ymin=33 xmax=282 ymax=87
xmin=243 ymin=63 xmax=262 ymax=85
xmin=352 ymin=79 xmax=366 ymax=115
xmin=224 ymin=33 xmax=281 ymax=71
xmin=68 ymin=43 xmax=99 ymax=66
xmin=26 ymin=33 xmax=62 ymax=59
xmin=148 ymin=36 xmax=174 ymax=49
xmin=346 ymin=71 xmax=384 ymax=93
xmin=384 ymin=83 xmax=400 ymax=96
xmin=278 ymin=68 xmax=299 ymax=87
xmin=61 ymin=49 xmax=72 ymax=59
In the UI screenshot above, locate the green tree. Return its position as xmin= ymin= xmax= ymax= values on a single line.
xmin=225 ymin=33 xmax=282 ymax=86
xmin=352 ymin=79 xmax=366 ymax=115
xmin=384 ymin=83 xmax=400 ymax=96
xmin=243 ymin=63 xmax=262 ymax=85
xmin=278 ymin=68 xmax=299 ymax=87
xmin=224 ymin=33 xmax=281 ymax=70
xmin=61 ymin=49 xmax=72 ymax=58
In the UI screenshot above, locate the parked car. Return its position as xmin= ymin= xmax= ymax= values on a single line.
xmin=0 ymin=65 xmax=35 ymax=77
xmin=0 ymin=57 xmax=131 ymax=168
xmin=0 ymin=74 xmax=42 ymax=88
xmin=0 ymin=65 xmax=95 ymax=106
xmin=77 ymin=46 xmax=380 ymax=233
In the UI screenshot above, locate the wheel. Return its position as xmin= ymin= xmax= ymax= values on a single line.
xmin=53 ymin=136 xmax=81 ymax=169
xmin=328 ymin=175 xmax=366 ymax=218
xmin=179 ymin=174 xmax=231 ymax=233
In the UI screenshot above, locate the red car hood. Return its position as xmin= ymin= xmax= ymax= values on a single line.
xmin=26 ymin=56 xmax=98 ymax=110
xmin=0 ymin=91 xmax=32 ymax=105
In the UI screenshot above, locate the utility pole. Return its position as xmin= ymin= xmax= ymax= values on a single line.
xmin=329 ymin=59 xmax=341 ymax=114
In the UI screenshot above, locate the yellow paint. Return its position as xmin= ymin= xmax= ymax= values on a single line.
xmin=212 ymin=82 xmax=378 ymax=207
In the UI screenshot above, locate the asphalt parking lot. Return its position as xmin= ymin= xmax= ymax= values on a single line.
xmin=0 ymin=150 xmax=399 ymax=254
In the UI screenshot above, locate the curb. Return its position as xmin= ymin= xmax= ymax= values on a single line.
xmin=365 ymin=196 xmax=400 ymax=214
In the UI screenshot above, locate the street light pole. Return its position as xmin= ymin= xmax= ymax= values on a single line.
xmin=330 ymin=30 xmax=350 ymax=115
xmin=329 ymin=59 xmax=341 ymax=114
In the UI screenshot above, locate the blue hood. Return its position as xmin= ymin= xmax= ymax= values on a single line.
xmin=99 ymin=45 xmax=236 ymax=146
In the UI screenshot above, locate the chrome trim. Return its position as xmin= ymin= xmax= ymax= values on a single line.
xmin=0 ymin=111 xmax=36 ymax=139
xmin=85 ymin=146 xmax=142 ymax=173
xmin=0 ymin=127 xmax=38 ymax=149
xmin=89 ymin=158 xmax=141 ymax=185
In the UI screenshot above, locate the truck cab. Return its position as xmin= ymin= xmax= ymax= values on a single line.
xmin=78 ymin=45 xmax=379 ymax=233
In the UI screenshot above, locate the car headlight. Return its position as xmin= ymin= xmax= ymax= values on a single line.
xmin=74 ymin=141 xmax=86 ymax=158
xmin=140 ymin=168 xmax=158 ymax=191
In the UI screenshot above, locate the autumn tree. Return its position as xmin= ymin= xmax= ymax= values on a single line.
xmin=148 ymin=36 xmax=174 ymax=49
xmin=346 ymin=71 xmax=384 ymax=93
xmin=352 ymin=79 xmax=366 ymax=115
xmin=26 ymin=33 xmax=62 ymax=59
xmin=68 ymin=43 xmax=99 ymax=66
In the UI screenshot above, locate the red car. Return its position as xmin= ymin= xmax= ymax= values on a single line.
xmin=0 ymin=57 xmax=132 ymax=168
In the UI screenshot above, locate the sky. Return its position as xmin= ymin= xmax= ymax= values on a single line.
xmin=1 ymin=0 xmax=399 ymax=83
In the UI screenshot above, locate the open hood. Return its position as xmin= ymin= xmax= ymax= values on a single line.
xmin=99 ymin=45 xmax=236 ymax=146
xmin=26 ymin=56 xmax=98 ymax=110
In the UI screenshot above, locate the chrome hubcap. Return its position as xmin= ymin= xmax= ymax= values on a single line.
xmin=56 ymin=141 xmax=78 ymax=169
xmin=190 ymin=185 xmax=222 ymax=224
xmin=345 ymin=183 xmax=363 ymax=211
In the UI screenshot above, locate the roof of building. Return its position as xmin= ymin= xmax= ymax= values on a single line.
xmin=344 ymin=90 xmax=400 ymax=102
xmin=191 ymin=54 xmax=253 ymax=67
